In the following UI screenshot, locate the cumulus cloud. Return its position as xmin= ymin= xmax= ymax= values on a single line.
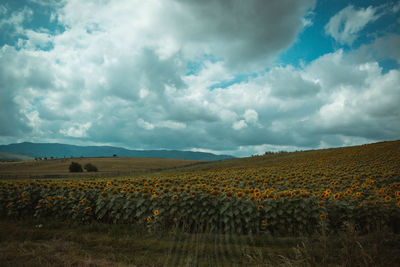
xmin=244 ymin=109 xmax=258 ymax=125
xmin=60 ymin=122 xmax=92 ymax=138
xmin=1 ymin=0 xmax=399 ymax=156
xmin=232 ymin=120 xmax=247 ymax=131
xmin=325 ymin=5 xmax=381 ymax=45
xmin=266 ymin=66 xmax=320 ymax=99
xmin=0 ymin=6 xmax=33 ymax=35
xmin=355 ymin=34 xmax=400 ymax=65
xmin=301 ymin=51 xmax=400 ymax=142
xmin=53 ymin=0 xmax=315 ymax=71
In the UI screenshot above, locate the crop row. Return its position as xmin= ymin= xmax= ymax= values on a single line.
xmin=1 ymin=177 xmax=399 ymax=235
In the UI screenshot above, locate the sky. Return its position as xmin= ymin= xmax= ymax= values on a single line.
xmin=0 ymin=0 xmax=399 ymax=157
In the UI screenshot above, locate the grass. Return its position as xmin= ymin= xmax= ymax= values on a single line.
xmin=0 ymin=157 xmax=204 ymax=179
xmin=1 ymin=218 xmax=399 ymax=266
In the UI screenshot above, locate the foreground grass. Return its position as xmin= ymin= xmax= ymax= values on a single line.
xmin=1 ymin=219 xmax=400 ymax=266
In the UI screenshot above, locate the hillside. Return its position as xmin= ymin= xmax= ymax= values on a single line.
xmin=0 ymin=152 xmax=33 ymax=162
xmin=176 ymin=140 xmax=400 ymax=172
xmin=0 ymin=142 xmax=234 ymax=161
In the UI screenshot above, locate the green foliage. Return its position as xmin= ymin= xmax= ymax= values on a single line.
xmin=84 ymin=163 xmax=98 ymax=172
xmin=69 ymin=162 xmax=83 ymax=172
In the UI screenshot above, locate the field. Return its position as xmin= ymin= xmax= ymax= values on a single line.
xmin=0 ymin=157 xmax=204 ymax=179
xmin=1 ymin=140 xmax=400 ymax=266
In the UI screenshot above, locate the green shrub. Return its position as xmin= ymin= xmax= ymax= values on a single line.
xmin=84 ymin=163 xmax=98 ymax=172
xmin=69 ymin=162 xmax=83 ymax=172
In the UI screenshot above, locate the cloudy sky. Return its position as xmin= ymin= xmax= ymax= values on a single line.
xmin=0 ymin=0 xmax=399 ymax=157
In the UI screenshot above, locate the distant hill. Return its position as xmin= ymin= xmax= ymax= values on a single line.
xmin=0 ymin=142 xmax=234 ymax=161
xmin=0 ymin=152 xmax=33 ymax=162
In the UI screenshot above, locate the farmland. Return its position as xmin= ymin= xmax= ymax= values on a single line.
xmin=1 ymin=140 xmax=400 ymax=266
xmin=0 ymin=157 xmax=204 ymax=179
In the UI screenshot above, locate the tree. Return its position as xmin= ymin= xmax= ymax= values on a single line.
xmin=84 ymin=163 xmax=98 ymax=172
xmin=69 ymin=162 xmax=83 ymax=172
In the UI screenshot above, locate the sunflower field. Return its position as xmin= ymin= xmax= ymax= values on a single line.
xmin=1 ymin=141 xmax=400 ymax=235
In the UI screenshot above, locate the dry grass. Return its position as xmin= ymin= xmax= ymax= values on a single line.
xmin=0 ymin=239 xmax=129 ymax=267
xmin=1 ymin=219 xmax=399 ymax=267
xmin=0 ymin=157 xmax=204 ymax=179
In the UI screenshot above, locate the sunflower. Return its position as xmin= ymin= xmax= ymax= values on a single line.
xmin=324 ymin=189 xmax=332 ymax=195
xmin=210 ymin=190 xmax=219 ymax=196
xmin=333 ymin=193 xmax=341 ymax=200
xmin=172 ymin=195 xmax=179 ymax=200
xmin=225 ymin=191 xmax=233 ymax=199
xmin=320 ymin=214 xmax=327 ymax=220
xmin=146 ymin=216 xmax=152 ymax=222
xmin=261 ymin=220 xmax=268 ymax=227
xmin=385 ymin=195 xmax=392 ymax=202
xmin=85 ymin=206 xmax=92 ymax=212
xmin=236 ymin=191 xmax=244 ymax=199
xmin=153 ymin=210 xmax=159 ymax=216
xmin=257 ymin=205 xmax=264 ymax=211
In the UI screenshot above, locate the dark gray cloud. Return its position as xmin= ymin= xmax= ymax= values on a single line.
xmin=354 ymin=34 xmax=400 ymax=65
xmin=266 ymin=66 xmax=321 ymax=99
xmin=171 ymin=0 xmax=315 ymax=70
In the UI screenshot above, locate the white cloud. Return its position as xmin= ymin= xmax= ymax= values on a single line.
xmin=325 ymin=5 xmax=381 ymax=45
xmin=233 ymin=120 xmax=247 ymax=131
xmin=157 ymin=120 xmax=186 ymax=130
xmin=0 ymin=6 xmax=33 ymax=35
xmin=60 ymin=122 xmax=92 ymax=138
xmin=244 ymin=109 xmax=258 ymax=125
xmin=19 ymin=29 xmax=54 ymax=50
xmin=137 ymin=119 xmax=155 ymax=131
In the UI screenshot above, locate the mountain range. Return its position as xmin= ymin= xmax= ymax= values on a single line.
xmin=0 ymin=142 xmax=234 ymax=161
